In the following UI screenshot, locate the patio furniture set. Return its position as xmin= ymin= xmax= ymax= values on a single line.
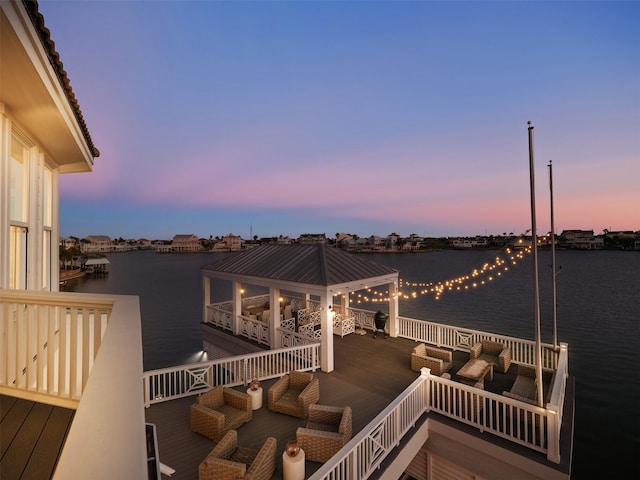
xmin=411 ymin=339 xmax=512 ymax=388
xmin=191 ymin=370 xmax=352 ymax=480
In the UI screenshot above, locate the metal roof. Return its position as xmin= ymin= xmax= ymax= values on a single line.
xmin=202 ymin=244 xmax=397 ymax=287
xmin=85 ymin=257 xmax=110 ymax=266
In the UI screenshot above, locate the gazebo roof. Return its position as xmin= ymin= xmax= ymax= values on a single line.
xmin=202 ymin=244 xmax=398 ymax=291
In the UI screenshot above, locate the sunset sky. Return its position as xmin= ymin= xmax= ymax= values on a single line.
xmin=38 ymin=0 xmax=639 ymax=240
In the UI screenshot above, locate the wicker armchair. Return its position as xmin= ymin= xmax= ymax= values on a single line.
xmin=296 ymin=404 xmax=352 ymax=463
xmin=198 ymin=429 xmax=277 ymax=480
xmin=268 ymin=370 xmax=320 ymax=418
xmin=469 ymin=340 xmax=511 ymax=373
xmin=410 ymin=343 xmax=453 ymax=376
xmin=190 ymin=386 xmax=253 ymax=441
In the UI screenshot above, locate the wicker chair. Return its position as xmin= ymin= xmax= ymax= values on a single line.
xmin=296 ymin=404 xmax=352 ymax=463
xmin=267 ymin=370 xmax=320 ymax=418
xmin=410 ymin=343 xmax=453 ymax=376
xmin=190 ymin=386 xmax=253 ymax=441
xmin=198 ymin=429 xmax=277 ymax=480
xmin=469 ymin=340 xmax=511 ymax=373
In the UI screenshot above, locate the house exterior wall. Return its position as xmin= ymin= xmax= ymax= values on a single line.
xmin=1 ymin=1 xmax=95 ymax=292
xmin=0 ymin=111 xmax=60 ymax=291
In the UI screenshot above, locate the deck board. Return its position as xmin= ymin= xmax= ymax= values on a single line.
xmin=0 ymin=395 xmax=74 ymax=480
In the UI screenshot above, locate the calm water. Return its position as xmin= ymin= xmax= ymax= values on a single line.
xmin=65 ymin=248 xmax=640 ymax=479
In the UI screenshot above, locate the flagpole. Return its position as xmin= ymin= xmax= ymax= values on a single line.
xmin=548 ymin=160 xmax=558 ymax=350
xmin=528 ymin=121 xmax=544 ymax=407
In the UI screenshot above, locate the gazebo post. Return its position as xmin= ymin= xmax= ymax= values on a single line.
xmin=303 ymin=293 xmax=311 ymax=310
xmin=388 ymin=280 xmax=399 ymax=338
xmin=232 ymin=280 xmax=243 ymax=335
xmin=320 ymin=294 xmax=335 ymax=372
xmin=269 ymin=287 xmax=282 ymax=348
xmin=202 ymin=274 xmax=211 ymax=324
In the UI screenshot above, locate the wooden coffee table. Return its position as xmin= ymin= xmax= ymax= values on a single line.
xmin=457 ymin=358 xmax=493 ymax=386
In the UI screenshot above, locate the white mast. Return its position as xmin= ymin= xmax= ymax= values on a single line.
xmin=527 ymin=121 xmax=544 ymax=407
xmin=548 ymin=160 xmax=558 ymax=350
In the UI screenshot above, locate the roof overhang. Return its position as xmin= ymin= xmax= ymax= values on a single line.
xmin=1 ymin=2 xmax=96 ymax=172
xmin=203 ymin=269 xmax=398 ymax=298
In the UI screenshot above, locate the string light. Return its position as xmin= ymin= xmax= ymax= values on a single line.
xmin=352 ymin=243 xmax=534 ymax=303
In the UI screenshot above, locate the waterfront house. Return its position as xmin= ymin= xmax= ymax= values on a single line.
xmin=452 ymin=237 xmax=489 ymax=249
xmin=299 ymin=233 xmax=328 ymax=244
xmin=1 ymin=2 xmax=147 ymax=478
xmin=212 ymin=233 xmax=244 ymax=252
xmin=171 ymin=233 xmax=202 ymax=252
xmin=559 ymin=230 xmax=600 ymax=250
xmin=82 ymin=235 xmax=115 ymax=253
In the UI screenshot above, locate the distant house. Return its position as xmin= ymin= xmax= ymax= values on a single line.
xmin=83 ymin=235 xmax=114 ymax=253
xmin=386 ymin=232 xmax=400 ymax=249
xmin=275 ymin=235 xmax=293 ymax=245
xmin=137 ymin=238 xmax=151 ymax=247
xmin=298 ymin=233 xmax=327 ymax=244
xmin=212 ymin=233 xmax=244 ymax=252
xmin=560 ymin=230 xmax=601 ymax=249
xmin=336 ymin=233 xmax=356 ymax=250
xmin=451 ymin=236 xmax=488 ymax=248
xmin=368 ymin=235 xmax=385 ymax=250
xmin=171 ymin=234 xmax=202 ymax=252
xmin=61 ymin=236 xmax=79 ymax=250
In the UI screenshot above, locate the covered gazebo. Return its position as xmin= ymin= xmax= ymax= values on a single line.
xmin=202 ymin=244 xmax=399 ymax=372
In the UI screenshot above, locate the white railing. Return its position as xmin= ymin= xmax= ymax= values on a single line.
xmin=197 ymin=302 xmax=568 ymax=464
xmin=142 ymin=344 xmax=321 ymax=407
xmin=398 ymin=316 xmax=559 ymax=370
xmin=280 ymin=327 xmax=320 ymax=347
xmin=310 ymin=369 xmax=429 ymax=480
xmin=0 ymin=289 xmax=147 ymax=479
xmin=239 ymin=315 xmax=270 ymax=345
xmin=346 ymin=307 xmax=376 ymax=331
xmin=309 ymin=347 xmax=568 ymax=480
xmin=0 ymin=289 xmax=111 ymax=408
xmin=206 ymin=303 xmax=233 ymax=330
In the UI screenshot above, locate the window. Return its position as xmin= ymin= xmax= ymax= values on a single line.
xmin=42 ymin=166 xmax=53 ymax=289
xmin=9 ymin=136 xmax=28 ymax=222
xmin=9 ymin=134 xmax=30 ymax=289
xmin=9 ymin=226 xmax=27 ymax=290
xmin=43 ymin=166 xmax=53 ymax=228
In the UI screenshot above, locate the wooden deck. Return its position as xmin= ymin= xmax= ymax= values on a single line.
xmin=145 ymin=330 xmax=524 ymax=480
xmin=0 ymin=394 xmax=74 ymax=480
xmin=1 ymin=329 xmax=564 ymax=480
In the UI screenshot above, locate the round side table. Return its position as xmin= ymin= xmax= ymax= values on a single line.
xmin=247 ymin=386 xmax=263 ymax=410
xmin=282 ymin=448 xmax=305 ymax=480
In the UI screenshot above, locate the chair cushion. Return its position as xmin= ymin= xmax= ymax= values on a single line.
xmin=275 ymin=389 xmax=299 ymax=409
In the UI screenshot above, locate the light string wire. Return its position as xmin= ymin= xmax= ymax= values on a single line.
xmin=351 ymin=239 xmax=537 ymax=303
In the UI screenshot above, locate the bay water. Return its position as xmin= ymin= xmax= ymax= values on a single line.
xmin=65 ymin=248 xmax=640 ymax=478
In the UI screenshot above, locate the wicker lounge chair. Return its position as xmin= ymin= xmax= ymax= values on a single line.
xmin=410 ymin=343 xmax=453 ymax=376
xmin=469 ymin=339 xmax=511 ymax=373
xmin=198 ymin=429 xmax=277 ymax=480
xmin=190 ymin=386 xmax=253 ymax=441
xmin=296 ymin=404 xmax=353 ymax=463
xmin=268 ymin=370 xmax=320 ymax=418
xmin=503 ymin=364 xmax=554 ymax=406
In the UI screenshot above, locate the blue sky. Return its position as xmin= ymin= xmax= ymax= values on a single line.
xmin=38 ymin=0 xmax=639 ymax=240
